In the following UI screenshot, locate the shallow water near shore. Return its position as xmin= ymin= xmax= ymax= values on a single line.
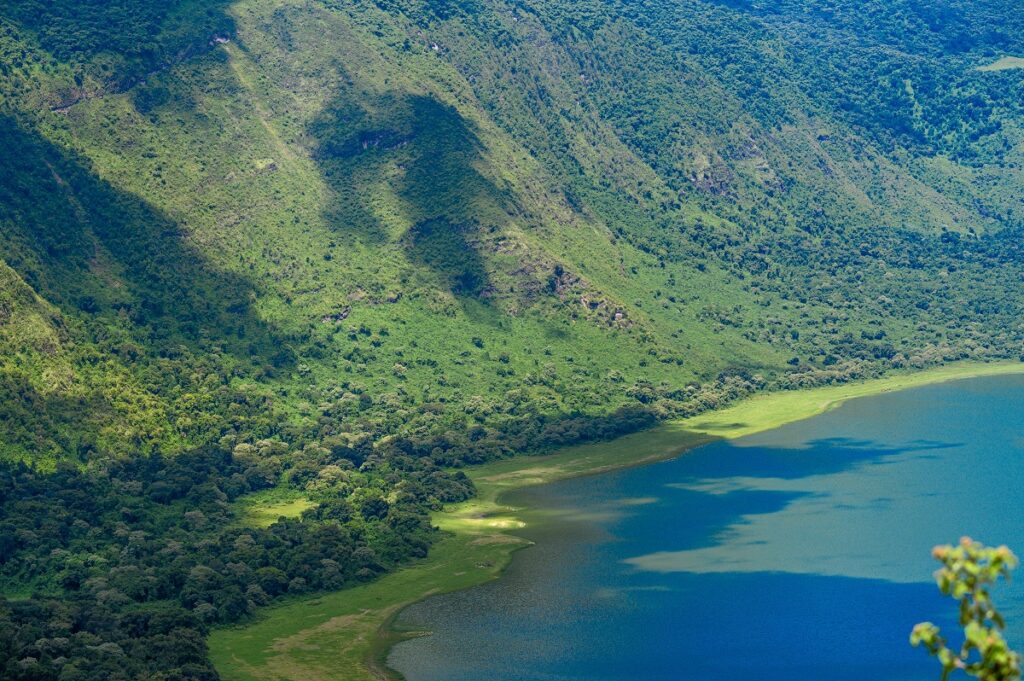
xmin=388 ymin=374 xmax=1024 ymax=681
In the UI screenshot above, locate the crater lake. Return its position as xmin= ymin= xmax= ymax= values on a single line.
xmin=388 ymin=374 xmax=1024 ymax=681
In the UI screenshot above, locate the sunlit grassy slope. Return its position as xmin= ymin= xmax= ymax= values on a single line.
xmin=0 ymin=0 xmax=770 ymax=464
xmin=2 ymin=0 xmax=1024 ymax=465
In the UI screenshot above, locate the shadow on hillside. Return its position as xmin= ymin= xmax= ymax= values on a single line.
xmin=308 ymin=90 xmax=508 ymax=298
xmin=0 ymin=115 xmax=290 ymax=370
xmin=0 ymin=370 xmax=103 ymax=462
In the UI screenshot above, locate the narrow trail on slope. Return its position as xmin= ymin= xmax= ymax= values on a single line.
xmin=223 ymin=43 xmax=298 ymax=164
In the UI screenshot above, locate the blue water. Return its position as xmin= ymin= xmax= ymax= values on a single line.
xmin=388 ymin=374 xmax=1024 ymax=680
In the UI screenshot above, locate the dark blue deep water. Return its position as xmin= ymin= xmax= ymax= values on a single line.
xmin=388 ymin=374 xmax=1024 ymax=680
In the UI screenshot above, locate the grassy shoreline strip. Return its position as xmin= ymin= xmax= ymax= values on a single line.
xmin=678 ymin=361 xmax=1024 ymax=438
xmin=209 ymin=360 xmax=1024 ymax=681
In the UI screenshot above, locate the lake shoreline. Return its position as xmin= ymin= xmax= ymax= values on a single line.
xmin=209 ymin=360 xmax=1024 ymax=681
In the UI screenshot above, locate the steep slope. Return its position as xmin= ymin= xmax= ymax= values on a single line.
xmin=2 ymin=0 xmax=1022 ymax=467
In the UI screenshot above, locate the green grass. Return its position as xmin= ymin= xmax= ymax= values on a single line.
xmin=978 ymin=56 xmax=1024 ymax=71
xmin=209 ymin=533 xmax=520 ymax=681
xmin=679 ymin=361 xmax=1024 ymax=438
xmin=233 ymin=488 xmax=317 ymax=529
xmin=210 ymin=360 xmax=1024 ymax=681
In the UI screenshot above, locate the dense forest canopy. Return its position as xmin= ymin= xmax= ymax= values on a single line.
xmin=0 ymin=0 xmax=1022 ymax=677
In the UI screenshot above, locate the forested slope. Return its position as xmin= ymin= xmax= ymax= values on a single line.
xmin=0 ymin=0 xmax=1022 ymax=677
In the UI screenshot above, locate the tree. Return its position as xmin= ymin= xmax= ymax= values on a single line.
xmin=911 ymin=537 xmax=1021 ymax=681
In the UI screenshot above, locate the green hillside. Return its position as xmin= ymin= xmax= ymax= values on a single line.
xmin=1 ymin=0 xmax=1023 ymax=677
